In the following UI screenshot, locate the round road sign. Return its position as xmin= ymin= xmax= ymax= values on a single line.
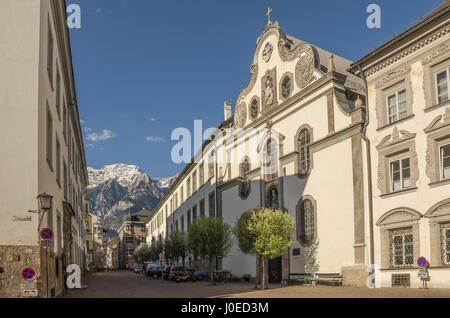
xmin=40 ymin=228 xmax=54 ymax=241
xmin=417 ymin=256 xmax=427 ymax=268
xmin=21 ymin=268 xmax=36 ymax=281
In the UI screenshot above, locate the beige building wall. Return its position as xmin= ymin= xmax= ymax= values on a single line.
xmin=0 ymin=0 xmax=88 ymax=298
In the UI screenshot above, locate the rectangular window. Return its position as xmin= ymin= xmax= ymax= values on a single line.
xmin=390 ymin=229 xmax=413 ymax=267
xmin=180 ymin=215 xmax=185 ymax=232
xmin=165 ymin=205 xmax=168 ymax=219
xmin=187 ymin=178 xmax=191 ymax=197
xmin=192 ymin=205 xmax=197 ymax=222
xmin=387 ymin=89 xmax=407 ymax=124
xmin=46 ymin=105 xmax=53 ymax=168
xmin=47 ymin=18 xmax=54 ymax=86
xmin=441 ymin=144 xmax=450 ymax=180
xmin=209 ymin=193 xmax=215 ymax=217
xmin=390 ymin=158 xmax=410 ymax=192
xmin=192 ymin=171 xmax=197 ymax=193
xmin=436 ymin=67 xmax=449 ymax=104
xmin=199 ymin=163 xmax=204 ymax=186
xmin=56 ymin=65 xmax=61 ymax=118
xmin=63 ymin=161 xmax=68 ymax=200
xmin=63 ymin=103 xmax=67 ymax=143
xmin=180 ymin=186 xmax=184 ymax=203
xmin=199 ymin=199 xmax=205 ymax=217
xmin=56 ymin=137 xmax=61 ymax=186
xmin=187 ymin=209 xmax=191 ymax=226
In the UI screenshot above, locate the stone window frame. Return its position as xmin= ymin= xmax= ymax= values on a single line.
xmin=425 ymin=107 xmax=450 ymax=187
xmin=422 ymin=45 xmax=450 ymax=111
xmin=374 ymin=67 xmax=414 ymax=130
xmin=294 ymin=124 xmax=314 ymax=178
xmin=376 ymin=128 xmax=419 ymax=197
xmin=376 ymin=207 xmax=422 ymax=270
xmin=279 ymin=72 xmax=294 ymax=101
xmin=296 ymin=195 xmax=317 ymax=248
xmin=248 ymin=96 xmax=260 ymax=120
xmin=425 ymin=198 xmax=450 ymax=267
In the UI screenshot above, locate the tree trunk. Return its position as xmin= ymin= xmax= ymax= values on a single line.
xmin=210 ymin=259 xmax=215 ymax=286
xmin=261 ymin=255 xmax=267 ymax=290
xmin=182 ymin=255 xmax=185 ymax=269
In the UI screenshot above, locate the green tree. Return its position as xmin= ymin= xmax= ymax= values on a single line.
xmin=169 ymin=231 xmax=190 ymax=268
xmin=133 ymin=244 xmax=151 ymax=264
xmin=188 ymin=217 xmax=233 ymax=285
xmin=163 ymin=235 xmax=174 ymax=265
xmin=235 ymin=207 xmax=294 ymax=289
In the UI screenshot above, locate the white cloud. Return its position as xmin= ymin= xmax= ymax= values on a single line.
xmin=150 ymin=117 xmax=157 ymax=122
xmin=86 ymin=130 xmax=115 ymax=142
xmin=95 ymin=7 xmax=103 ymax=15
xmin=84 ymin=127 xmax=93 ymax=133
xmin=145 ymin=136 xmax=166 ymax=143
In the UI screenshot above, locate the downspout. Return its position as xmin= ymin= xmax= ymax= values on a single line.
xmin=357 ymin=64 xmax=375 ymax=269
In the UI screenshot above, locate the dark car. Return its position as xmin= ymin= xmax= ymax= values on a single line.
xmin=168 ymin=266 xmax=187 ymax=281
xmin=147 ymin=265 xmax=163 ymax=279
xmin=162 ymin=266 xmax=171 ymax=280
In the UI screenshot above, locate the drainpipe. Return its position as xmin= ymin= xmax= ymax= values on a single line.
xmin=357 ymin=64 xmax=375 ymax=269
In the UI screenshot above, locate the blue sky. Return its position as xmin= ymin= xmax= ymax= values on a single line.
xmin=67 ymin=0 xmax=442 ymax=178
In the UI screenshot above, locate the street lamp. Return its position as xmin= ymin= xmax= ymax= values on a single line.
xmin=37 ymin=193 xmax=53 ymax=211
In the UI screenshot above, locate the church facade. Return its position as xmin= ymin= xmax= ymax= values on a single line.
xmin=147 ymin=3 xmax=450 ymax=288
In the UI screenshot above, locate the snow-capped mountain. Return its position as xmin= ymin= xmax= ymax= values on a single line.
xmin=154 ymin=174 xmax=179 ymax=190
xmin=86 ymin=164 xmax=176 ymax=232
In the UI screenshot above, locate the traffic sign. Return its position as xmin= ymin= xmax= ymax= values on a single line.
xmin=40 ymin=228 xmax=54 ymax=241
xmin=23 ymin=289 xmax=38 ymax=297
xmin=21 ymin=268 xmax=36 ymax=281
xmin=417 ymin=256 xmax=427 ymax=268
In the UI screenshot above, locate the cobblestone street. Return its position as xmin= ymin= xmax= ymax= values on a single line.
xmin=63 ymin=271 xmax=450 ymax=298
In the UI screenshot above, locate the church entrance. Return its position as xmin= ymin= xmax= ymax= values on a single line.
xmin=268 ymin=257 xmax=282 ymax=284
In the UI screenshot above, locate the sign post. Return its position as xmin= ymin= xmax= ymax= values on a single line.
xmin=21 ymin=267 xmax=37 ymax=298
xmin=417 ymin=256 xmax=429 ymax=289
xmin=40 ymin=228 xmax=54 ymax=298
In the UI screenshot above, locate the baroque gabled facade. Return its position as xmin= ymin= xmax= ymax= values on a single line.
xmin=147 ymin=19 xmax=370 ymax=285
xmin=147 ymin=2 xmax=450 ymax=289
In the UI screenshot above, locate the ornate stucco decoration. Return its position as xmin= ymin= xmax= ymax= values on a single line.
xmin=421 ymin=43 xmax=449 ymax=65
xmin=376 ymin=207 xmax=423 ymax=226
xmin=424 ymin=108 xmax=450 ymax=182
xmin=375 ymin=66 xmax=412 ymax=89
xmin=234 ymin=102 xmax=247 ymax=129
xmin=364 ymin=26 xmax=450 ymax=78
xmin=376 ymin=128 xmax=419 ymax=194
xmin=262 ymin=43 xmax=273 ymax=62
xmin=234 ymin=64 xmax=258 ymax=127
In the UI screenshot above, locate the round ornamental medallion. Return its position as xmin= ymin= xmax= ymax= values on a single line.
xmin=295 ymin=53 xmax=314 ymax=89
xmin=262 ymin=43 xmax=273 ymax=62
xmin=234 ymin=102 xmax=247 ymax=128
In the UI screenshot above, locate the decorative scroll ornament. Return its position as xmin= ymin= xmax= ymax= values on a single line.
xmin=295 ymin=53 xmax=315 ymax=89
xmin=234 ymin=102 xmax=247 ymax=128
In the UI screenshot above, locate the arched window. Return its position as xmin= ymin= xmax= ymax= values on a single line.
xmin=298 ymin=198 xmax=315 ymax=246
xmin=298 ymin=129 xmax=311 ymax=174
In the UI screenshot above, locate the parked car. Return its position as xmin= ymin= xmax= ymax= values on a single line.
xmin=147 ymin=265 xmax=163 ymax=279
xmin=168 ymin=266 xmax=187 ymax=281
xmin=162 ymin=266 xmax=171 ymax=280
xmin=133 ymin=264 xmax=144 ymax=274
xmin=144 ymin=263 xmax=160 ymax=276
xmin=192 ymin=269 xmax=206 ymax=281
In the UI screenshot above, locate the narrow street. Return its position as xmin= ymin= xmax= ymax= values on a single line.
xmin=63 ymin=270 xmax=450 ymax=298
xmin=63 ymin=270 xmax=257 ymax=298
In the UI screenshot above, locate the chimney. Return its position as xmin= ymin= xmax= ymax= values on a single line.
xmin=224 ymin=102 xmax=232 ymax=121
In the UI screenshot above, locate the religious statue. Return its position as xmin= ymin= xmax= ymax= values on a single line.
xmin=264 ymin=75 xmax=274 ymax=106
xmin=268 ymin=187 xmax=279 ymax=210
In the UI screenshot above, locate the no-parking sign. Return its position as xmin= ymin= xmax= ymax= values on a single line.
xmin=21 ymin=268 xmax=36 ymax=281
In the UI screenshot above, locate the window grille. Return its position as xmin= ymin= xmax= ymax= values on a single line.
xmin=389 ymin=228 xmax=413 ymax=268
xmin=441 ymin=223 xmax=450 ymax=265
xmin=392 ymin=274 xmax=410 ymax=287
